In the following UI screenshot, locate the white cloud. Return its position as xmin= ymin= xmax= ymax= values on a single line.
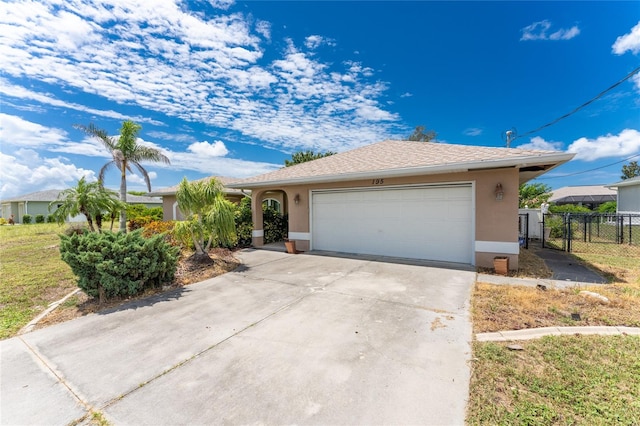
xmin=517 ymin=136 xmax=563 ymax=151
xmin=520 ymin=20 xmax=580 ymax=41
xmin=208 ymin=0 xmax=235 ymax=10
xmin=0 ymin=0 xmax=399 ymax=154
xmin=0 ymin=150 xmax=97 ymax=199
xmin=612 ymin=21 xmax=640 ymax=55
xmin=255 ymin=20 xmax=271 ymax=40
xmin=127 ymin=171 xmax=158 ymax=186
xmin=0 ymin=113 xmax=69 ymax=148
xmin=304 ymin=35 xmax=335 ymax=50
xmin=633 ymin=73 xmax=640 ymax=92
xmin=567 ymin=129 xmax=640 ymax=161
xmin=463 ymin=128 xmax=483 ymax=137
xmin=0 ymin=79 xmax=163 ymax=125
xmin=187 ymin=140 xmax=230 ymax=157
xmin=400 ymin=92 xmax=413 ymax=98
xmin=146 ymin=131 xmax=197 ymax=144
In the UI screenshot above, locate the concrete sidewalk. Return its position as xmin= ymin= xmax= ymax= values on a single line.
xmin=476 ymin=326 xmax=640 ymax=342
xmin=1 ymin=249 xmax=476 ymax=426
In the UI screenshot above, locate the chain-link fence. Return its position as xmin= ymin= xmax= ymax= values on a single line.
xmin=542 ymin=213 xmax=640 ymax=256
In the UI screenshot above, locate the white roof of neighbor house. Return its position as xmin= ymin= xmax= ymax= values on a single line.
xmin=549 ymin=185 xmax=617 ymax=204
xmin=228 ymin=140 xmax=574 ymax=188
xmin=607 ymin=176 xmax=640 ymax=188
xmin=1 ymin=189 xmax=162 ymax=204
xmin=147 ymin=176 xmax=245 ymax=197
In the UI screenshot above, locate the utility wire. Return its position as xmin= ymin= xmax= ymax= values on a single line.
xmin=514 ymin=65 xmax=640 ymax=140
xmin=537 ymin=153 xmax=640 ymax=180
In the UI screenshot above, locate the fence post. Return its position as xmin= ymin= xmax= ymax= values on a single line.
xmin=566 ymin=213 xmax=572 ymax=252
xmin=525 ymin=213 xmax=529 ymax=249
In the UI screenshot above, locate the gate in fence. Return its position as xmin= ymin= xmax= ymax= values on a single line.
xmin=542 ymin=213 xmax=640 ymax=256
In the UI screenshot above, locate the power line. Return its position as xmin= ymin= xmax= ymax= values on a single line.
xmin=514 ymin=65 xmax=640 ymax=141
xmin=537 ymin=153 xmax=640 ymax=180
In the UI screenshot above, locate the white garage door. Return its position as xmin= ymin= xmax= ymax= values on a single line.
xmin=311 ymin=184 xmax=473 ymax=264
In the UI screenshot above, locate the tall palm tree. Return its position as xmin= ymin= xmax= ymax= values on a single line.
xmin=74 ymin=120 xmax=170 ymax=232
xmin=49 ymin=177 xmax=122 ymax=232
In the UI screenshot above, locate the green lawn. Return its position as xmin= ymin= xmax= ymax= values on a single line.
xmin=468 ymin=335 xmax=640 ymax=425
xmin=0 ymin=223 xmax=77 ymax=339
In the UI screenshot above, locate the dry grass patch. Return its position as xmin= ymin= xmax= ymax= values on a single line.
xmin=473 ymin=281 xmax=640 ymax=333
xmin=468 ymin=335 xmax=640 ymax=425
xmin=478 ymin=247 xmax=552 ymax=279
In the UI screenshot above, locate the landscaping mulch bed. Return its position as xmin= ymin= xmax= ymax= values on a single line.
xmin=34 ymin=248 xmax=240 ymax=330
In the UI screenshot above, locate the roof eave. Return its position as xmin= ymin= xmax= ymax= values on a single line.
xmin=228 ymin=152 xmax=575 ymax=189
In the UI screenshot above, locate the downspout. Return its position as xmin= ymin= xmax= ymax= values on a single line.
xmin=241 ymin=189 xmax=251 ymax=198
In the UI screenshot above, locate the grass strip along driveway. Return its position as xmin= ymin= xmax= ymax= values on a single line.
xmin=0 ymin=224 xmax=77 ymax=339
xmin=468 ymin=248 xmax=640 ymax=424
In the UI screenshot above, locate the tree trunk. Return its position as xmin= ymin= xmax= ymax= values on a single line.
xmin=82 ymin=208 xmax=95 ymax=232
xmin=95 ymin=213 xmax=103 ymax=233
xmin=98 ymin=284 xmax=106 ymax=305
xmin=119 ymin=167 xmax=127 ymax=233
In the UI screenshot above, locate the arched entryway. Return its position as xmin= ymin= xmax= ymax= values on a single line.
xmin=251 ymin=189 xmax=290 ymax=247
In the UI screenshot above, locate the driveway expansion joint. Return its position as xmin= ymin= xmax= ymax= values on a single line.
xmin=18 ymin=336 xmax=95 ymax=421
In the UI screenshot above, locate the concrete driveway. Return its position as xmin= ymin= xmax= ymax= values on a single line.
xmin=1 ymin=249 xmax=476 ymax=425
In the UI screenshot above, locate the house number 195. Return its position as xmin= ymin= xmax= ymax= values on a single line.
xmin=372 ymin=179 xmax=384 ymax=185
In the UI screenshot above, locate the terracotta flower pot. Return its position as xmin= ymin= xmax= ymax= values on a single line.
xmin=284 ymin=240 xmax=297 ymax=254
xmin=493 ymin=256 xmax=509 ymax=276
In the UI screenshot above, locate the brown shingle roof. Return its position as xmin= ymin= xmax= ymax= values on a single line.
xmin=228 ymin=140 xmax=573 ymax=188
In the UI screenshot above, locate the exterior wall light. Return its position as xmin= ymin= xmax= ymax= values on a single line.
xmin=294 ymin=194 xmax=300 ymax=205
xmin=495 ymin=183 xmax=504 ymax=201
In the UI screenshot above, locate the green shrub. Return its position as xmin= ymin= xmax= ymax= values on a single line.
xmin=598 ymin=201 xmax=617 ymax=213
xmin=0 ymin=218 xmax=6 ymax=225
xmin=47 ymin=215 xmax=56 ymax=223
xmin=35 ymin=214 xmax=45 ymax=224
xmin=127 ymin=204 xmax=163 ymax=222
xmin=544 ymin=215 xmax=565 ymax=238
xmin=59 ymin=229 xmax=179 ymax=302
xmin=234 ymin=197 xmax=253 ymax=247
xmin=549 ymin=204 xmax=591 ymax=213
xmin=263 ymin=205 xmax=288 ymax=244
xmin=22 ymin=214 xmax=32 ymax=224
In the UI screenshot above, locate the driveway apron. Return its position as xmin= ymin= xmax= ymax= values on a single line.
xmin=1 ymin=249 xmax=475 ymax=425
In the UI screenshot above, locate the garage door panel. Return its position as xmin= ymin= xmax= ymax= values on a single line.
xmin=312 ymin=185 xmax=473 ymax=264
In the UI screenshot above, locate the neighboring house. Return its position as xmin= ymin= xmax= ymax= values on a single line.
xmin=147 ymin=176 xmax=285 ymax=221
xmin=548 ymin=185 xmax=616 ymax=210
xmin=0 ymin=189 xmax=162 ymax=224
xmin=228 ymin=140 xmax=574 ymax=269
xmin=607 ymin=176 xmax=640 ymax=215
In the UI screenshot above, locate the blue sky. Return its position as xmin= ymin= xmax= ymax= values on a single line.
xmin=1 ymin=0 xmax=639 ymax=199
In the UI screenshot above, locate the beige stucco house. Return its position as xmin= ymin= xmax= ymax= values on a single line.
xmin=228 ymin=140 xmax=574 ymax=269
xmin=147 ymin=176 xmax=286 ymax=220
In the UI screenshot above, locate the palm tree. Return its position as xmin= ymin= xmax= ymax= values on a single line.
xmin=173 ymin=177 xmax=236 ymax=260
xmin=49 ymin=177 xmax=122 ymax=232
xmin=74 ymin=120 xmax=170 ymax=232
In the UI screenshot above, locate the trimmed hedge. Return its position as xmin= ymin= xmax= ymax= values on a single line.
xmin=59 ymin=229 xmax=179 ymax=301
